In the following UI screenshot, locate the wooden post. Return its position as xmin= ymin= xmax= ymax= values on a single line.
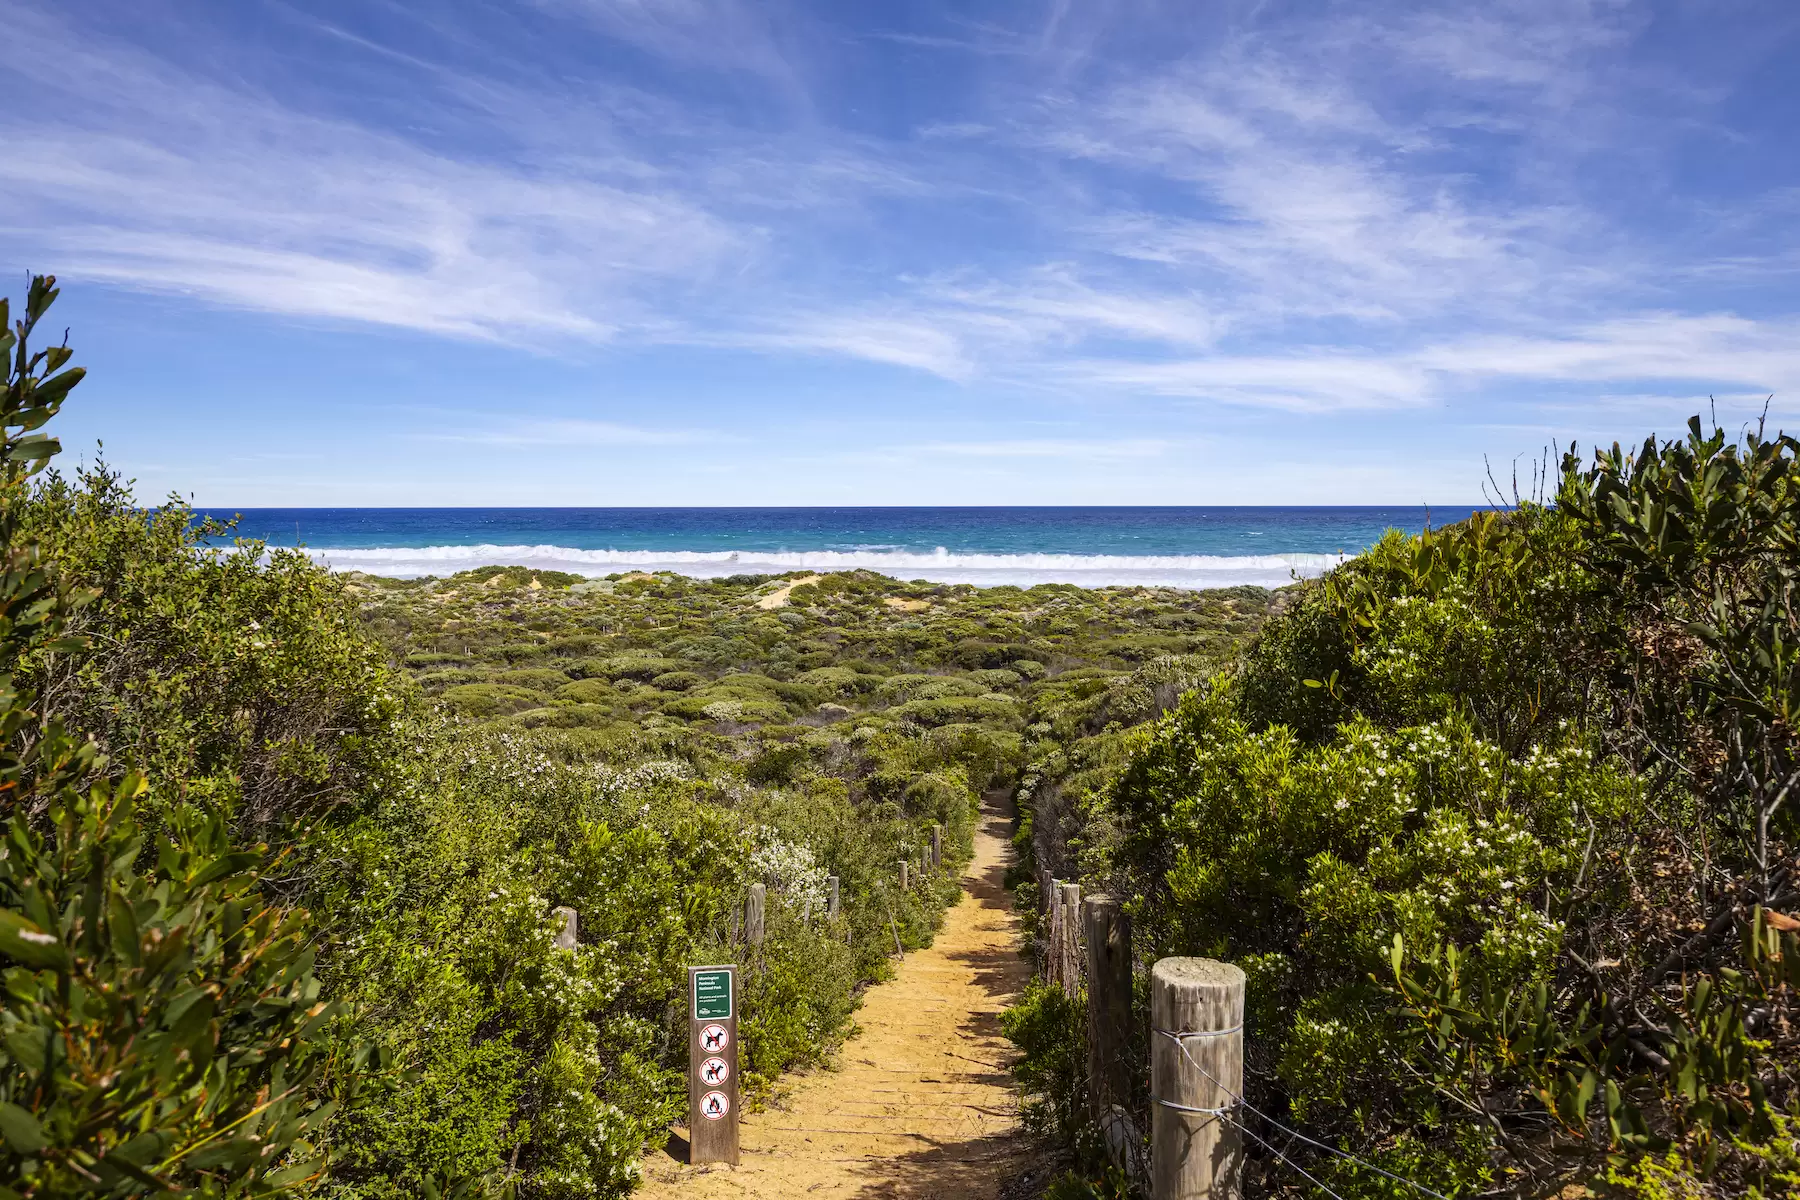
xmin=1045 ymin=879 xmax=1065 ymax=985
xmin=1084 ymin=895 xmax=1134 ymax=1118
xmin=1059 ymin=882 xmax=1083 ymax=996
xmin=931 ymin=824 xmax=943 ymax=869
xmin=1151 ymin=958 xmax=1244 ymax=1200
xmin=827 ymin=875 xmax=840 ymax=919
xmin=745 ymin=884 xmax=766 ymax=947
xmin=899 ymin=860 xmax=909 ymax=890
xmin=688 ymin=965 xmax=740 ymax=1165
xmin=553 ymin=906 xmax=578 ymax=950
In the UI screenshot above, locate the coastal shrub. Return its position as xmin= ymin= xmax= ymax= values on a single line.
xmin=1015 ymin=418 xmax=1800 ymax=1198
xmin=594 ymin=656 xmax=686 ymax=681
xmin=0 ymin=276 xmax=343 ymax=1195
xmin=890 ymin=695 xmax=1021 ymax=728
xmin=20 ymin=469 xmax=403 ymax=834
xmin=555 ymin=678 xmax=617 ymax=704
xmin=498 ymin=667 xmax=572 ymax=690
xmin=793 ymin=666 xmax=881 ymax=697
xmin=440 ymin=682 xmax=548 ymax=718
xmin=876 ymin=674 xmax=986 ymax=702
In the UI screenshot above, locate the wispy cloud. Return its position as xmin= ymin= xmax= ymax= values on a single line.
xmin=919 ymin=438 xmax=1172 ymax=459
xmin=0 ymin=0 xmax=1795 ymax=433
xmin=421 ymin=418 xmax=715 ymax=447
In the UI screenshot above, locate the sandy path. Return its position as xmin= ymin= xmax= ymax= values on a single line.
xmin=636 ymin=799 xmax=1031 ymax=1199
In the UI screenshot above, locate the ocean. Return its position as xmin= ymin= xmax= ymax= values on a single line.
xmin=210 ymin=506 xmax=1485 ymax=589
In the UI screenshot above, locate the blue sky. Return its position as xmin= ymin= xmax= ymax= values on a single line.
xmin=3 ymin=0 xmax=1797 ymax=505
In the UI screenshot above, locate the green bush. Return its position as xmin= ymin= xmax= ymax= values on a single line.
xmin=890 ymin=695 xmax=1020 ymax=728
xmin=497 ymin=668 xmax=572 ymax=690
xmin=0 ymin=276 xmax=345 ymax=1197
xmin=440 ymin=683 xmax=548 ymax=718
xmin=554 ymin=679 xmax=616 ymax=704
xmin=1019 ymin=420 xmax=1800 ymax=1198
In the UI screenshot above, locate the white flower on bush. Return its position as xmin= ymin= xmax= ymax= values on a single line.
xmin=702 ymin=700 xmax=747 ymax=723
xmin=749 ymin=827 xmax=829 ymax=913
xmin=593 ymin=758 xmax=691 ymax=802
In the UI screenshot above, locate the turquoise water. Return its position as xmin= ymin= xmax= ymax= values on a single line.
xmin=212 ymin=506 xmax=1485 ymax=588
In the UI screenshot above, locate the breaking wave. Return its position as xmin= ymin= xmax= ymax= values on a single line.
xmin=308 ymin=544 xmax=1350 ymax=589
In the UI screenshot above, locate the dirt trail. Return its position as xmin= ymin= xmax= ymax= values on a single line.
xmin=636 ymin=799 xmax=1032 ymax=1199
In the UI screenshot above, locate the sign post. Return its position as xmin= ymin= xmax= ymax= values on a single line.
xmin=688 ymin=965 xmax=739 ymax=1164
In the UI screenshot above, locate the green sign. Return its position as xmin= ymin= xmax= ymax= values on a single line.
xmin=693 ymin=968 xmax=733 ymax=1020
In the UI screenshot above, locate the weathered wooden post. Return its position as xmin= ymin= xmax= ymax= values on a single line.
xmin=1084 ymin=895 xmax=1133 ymax=1118
xmin=553 ymin=906 xmax=578 ymax=950
xmin=1059 ymin=882 xmax=1083 ymax=996
xmin=899 ymin=859 xmax=910 ymax=890
xmin=1045 ymin=879 xmax=1065 ymax=985
xmin=931 ymin=824 xmax=943 ymax=869
xmin=1150 ymin=958 xmax=1244 ymax=1200
xmin=827 ymin=874 xmax=841 ymax=919
xmin=688 ymin=965 xmax=739 ymax=1164
xmin=745 ymin=884 xmax=766 ymax=947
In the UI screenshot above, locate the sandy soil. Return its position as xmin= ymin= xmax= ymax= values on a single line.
xmin=635 ymin=800 xmax=1032 ymax=1199
xmin=755 ymin=576 xmax=823 ymax=610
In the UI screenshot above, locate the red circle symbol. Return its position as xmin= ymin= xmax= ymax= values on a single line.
xmin=700 ymin=1089 xmax=730 ymax=1120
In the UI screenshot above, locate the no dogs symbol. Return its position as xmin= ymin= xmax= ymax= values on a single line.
xmin=700 ymin=1089 xmax=730 ymax=1121
xmin=699 ymin=1056 xmax=730 ymax=1086
xmin=700 ymin=1023 xmax=730 ymax=1053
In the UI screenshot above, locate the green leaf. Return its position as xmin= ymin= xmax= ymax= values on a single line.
xmin=188 ymin=850 xmax=263 ymax=889
xmin=0 ymin=1102 xmax=46 ymax=1155
xmin=3 ymin=1027 xmax=49 ymax=1073
xmin=5 ymin=434 xmax=59 ymax=463
xmin=263 ymin=1156 xmax=326 ymax=1188
xmin=99 ymin=1150 xmax=172 ymax=1190
xmin=0 ymin=909 xmax=69 ymax=969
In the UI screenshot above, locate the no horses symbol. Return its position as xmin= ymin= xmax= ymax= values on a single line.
xmin=700 ymin=1056 xmax=730 ymax=1087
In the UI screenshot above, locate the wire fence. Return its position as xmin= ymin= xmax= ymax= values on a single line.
xmin=1037 ymin=875 xmax=1458 ymax=1200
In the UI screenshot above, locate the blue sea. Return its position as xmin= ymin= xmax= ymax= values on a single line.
xmin=210 ymin=507 xmax=1486 ymax=590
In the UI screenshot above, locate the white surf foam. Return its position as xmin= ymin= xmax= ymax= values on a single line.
xmin=309 ymin=543 xmax=1348 ymax=589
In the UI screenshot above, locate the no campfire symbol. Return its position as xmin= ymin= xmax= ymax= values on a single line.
xmin=699 ymin=1056 xmax=730 ymax=1087
xmin=699 ymin=1023 xmax=730 ymax=1054
xmin=700 ymin=1089 xmax=731 ymax=1121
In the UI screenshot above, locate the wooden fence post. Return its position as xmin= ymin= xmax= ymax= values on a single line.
xmin=1150 ymin=958 xmax=1244 ymax=1200
xmin=1045 ymin=879 xmax=1065 ymax=985
xmin=553 ymin=906 xmax=578 ymax=950
xmin=931 ymin=824 xmax=943 ymax=869
xmin=1084 ymin=895 xmax=1133 ymax=1118
xmin=827 ymin=874 xmax=840 ymax=919
xmin=1059 ymin=882 xmax=1083 ymax=996
xmin=899 ymin=860 xmax=909 ymax=891
xmin=745 ymin=884 xmax=766 ymax=947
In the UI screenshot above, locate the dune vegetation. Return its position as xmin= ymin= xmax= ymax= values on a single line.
xmin=0 ymin=276 xmax=1274 ymax=1198
xmin=7 ymin=270 xmax=1796 ymax=1200
xmin=1012 ymin=419 xmax=1800 ymax=1200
